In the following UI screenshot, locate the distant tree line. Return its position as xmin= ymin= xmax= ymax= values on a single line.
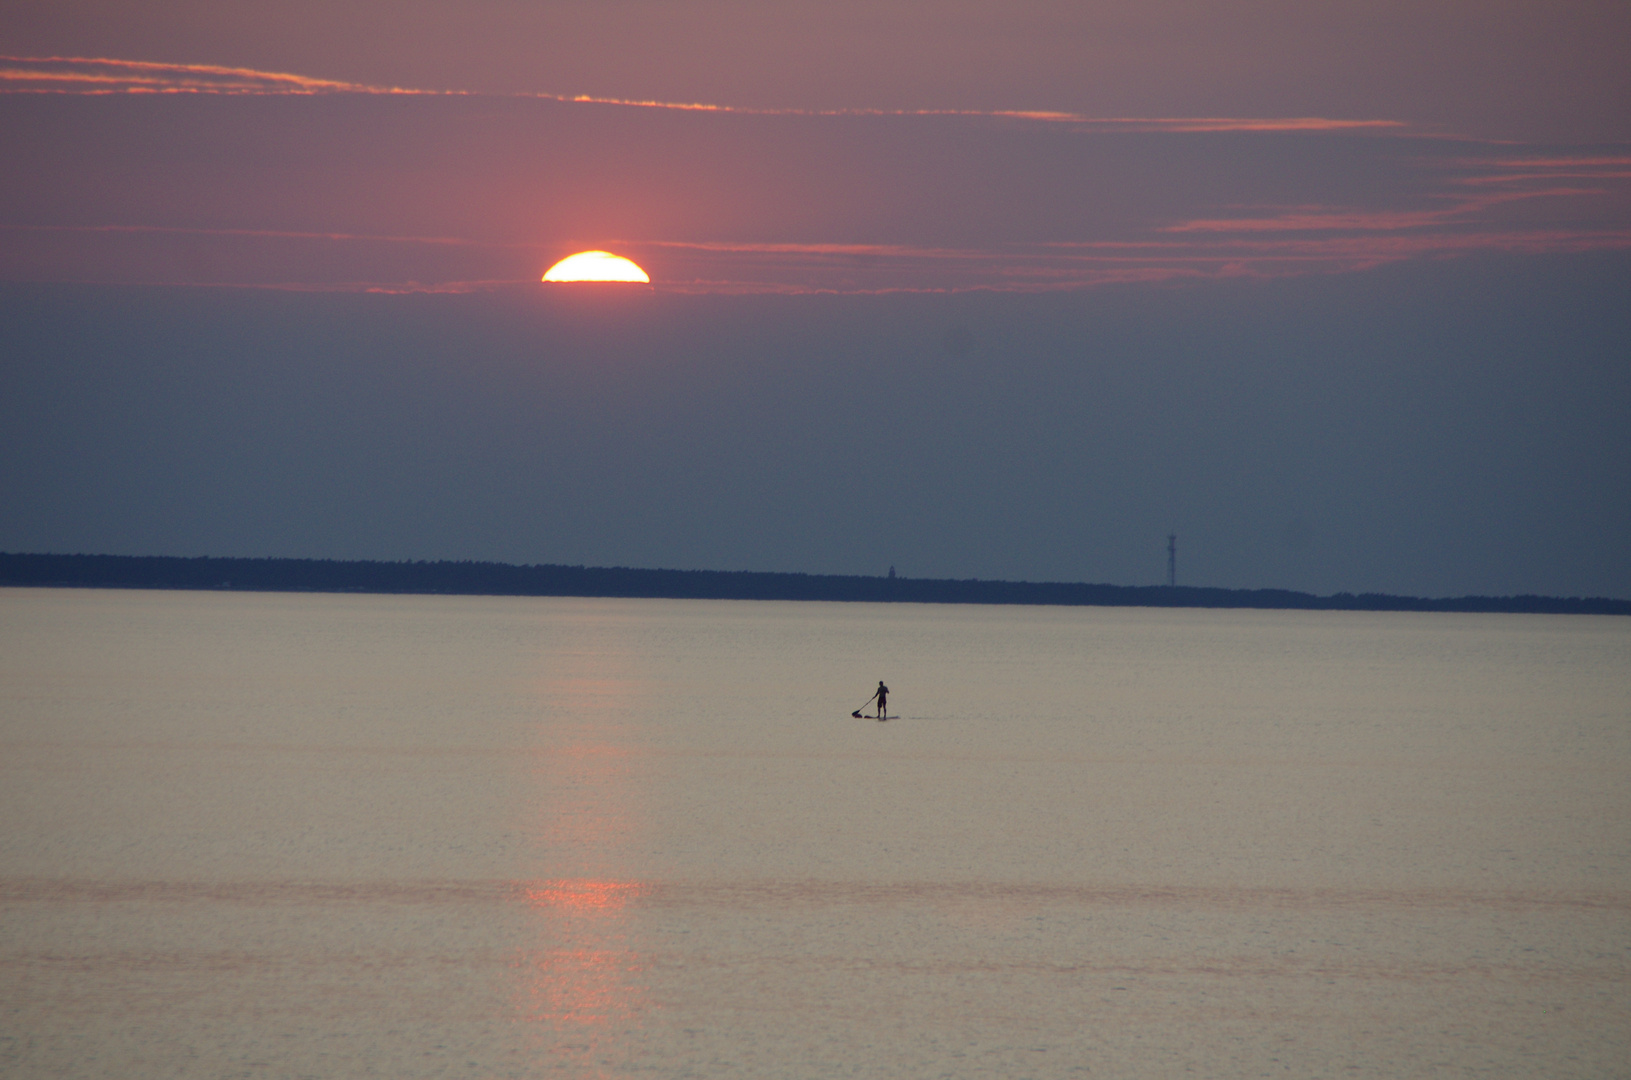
xmin=1 ymin=552 xmax=1626 ymax=615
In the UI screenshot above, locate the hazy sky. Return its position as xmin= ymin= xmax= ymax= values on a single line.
xmin=2 ymin=2 xmax=1628 ymax=596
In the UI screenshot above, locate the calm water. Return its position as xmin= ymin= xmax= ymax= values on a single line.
xmin=2 ymin=587 xmax=1628 ymax=1078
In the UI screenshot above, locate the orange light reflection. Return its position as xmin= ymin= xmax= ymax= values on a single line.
xmin=510 ymin=634 xmax=655 ymax=1066
xmin=523 ymin=878 xmax=645 ymax=914
xmin=512 ymin=945 xmax=649 ymax=1029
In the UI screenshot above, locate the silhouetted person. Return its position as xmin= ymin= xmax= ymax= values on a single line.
xmin=875 ymin=681 xmax=888 ymax=719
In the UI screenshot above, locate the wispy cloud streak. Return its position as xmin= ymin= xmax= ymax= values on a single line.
xmin=635 ymin=227 xmax=1631 ymax=294
xmin=2 ymin=56 xmax=1626 ymax=295
xmin=9 ymin=225 xmax=1626 ymax=296
xmin=3 ymin=223 xmax=488 ymax=246
xmin=0 ymin=55 xmax=421 ymax=96
xmin=0 ymin=55 xmax=1401 ymax=133
xmin=1453 ymin=155 xmax=1631 ymax=186
xmin=1163 ymin=188 xmax=1606 ymax=234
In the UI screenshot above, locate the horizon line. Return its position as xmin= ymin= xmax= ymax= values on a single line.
xmin=2 ymin=552 xmax=1625 ymax=614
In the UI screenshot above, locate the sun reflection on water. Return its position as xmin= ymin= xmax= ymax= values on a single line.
xmin=509 ymin=620 xmax=659 ymax=1069
xmin=512 ymin=944 xmax=646 ymax=1028
xmin=510 ymin=878 xmax=653 ymax=1070
xmin=523 ymin=878 xmax=645 ymax=915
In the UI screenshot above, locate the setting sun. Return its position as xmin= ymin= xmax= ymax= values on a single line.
xmin=542 ymin=251 xmax=650 ymax=283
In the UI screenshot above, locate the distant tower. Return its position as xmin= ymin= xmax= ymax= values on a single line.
xmin=1167 ymin=534 xmax=1176 ymax=587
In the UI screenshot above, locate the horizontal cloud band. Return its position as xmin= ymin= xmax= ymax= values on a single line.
xmin=2 ymin=58 xmax=1627 ymax=294
xmin=0 ymin=55 xmax=1401 ymax=132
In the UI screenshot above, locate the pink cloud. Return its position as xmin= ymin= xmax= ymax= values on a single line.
xmin=9 ymin=218 xmax=1629 ymax=297
xmin=1162 ymin=187 xmax=1617 ymax=234
xmin=0 ymin=55 xmax=408 ymax=95
xmin=4 ymin=223 xmax=488 ymax=246
xmin=0 ymin=55 xmax=1404 ymax=135
xmin=2 ymin=56 xmax=1625 ymax=296
xmin=1483 ymin=156 xmax=1631 ymax=168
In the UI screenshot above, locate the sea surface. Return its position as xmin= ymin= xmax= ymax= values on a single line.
xmin=2 ymin=587 xmax=1628 ymax=1078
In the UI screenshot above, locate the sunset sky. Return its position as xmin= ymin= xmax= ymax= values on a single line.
xmin=2 ymin=1 xmax=1628 ymax=596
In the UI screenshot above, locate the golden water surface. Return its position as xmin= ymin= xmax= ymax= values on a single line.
xmin=2 ymin=588 xmax=1627 ymax=1077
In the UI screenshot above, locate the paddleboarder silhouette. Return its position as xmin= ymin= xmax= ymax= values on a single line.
xmin=852 ymin=681 xmax=890 ymax=720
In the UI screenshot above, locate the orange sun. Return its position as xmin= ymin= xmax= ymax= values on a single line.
xmin=542 ymin=251 xmax=650 ymax=283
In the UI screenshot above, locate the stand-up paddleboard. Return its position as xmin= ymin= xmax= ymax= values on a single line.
xmin=852 ymin=683 xmax=889 ymax=719
xmin=851 ymin=711 xmax=891 ymax=720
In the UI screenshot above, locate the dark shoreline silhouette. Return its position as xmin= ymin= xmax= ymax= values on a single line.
xmin=3 ymin=552 xmax=1626 ymax=615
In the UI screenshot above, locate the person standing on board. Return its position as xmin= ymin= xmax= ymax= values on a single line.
xmin=875 ymin=681 xmax=889 ymax=720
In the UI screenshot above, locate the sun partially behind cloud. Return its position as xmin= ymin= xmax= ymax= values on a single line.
xmin=542 ymin=251 xmax=650 ymax=283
